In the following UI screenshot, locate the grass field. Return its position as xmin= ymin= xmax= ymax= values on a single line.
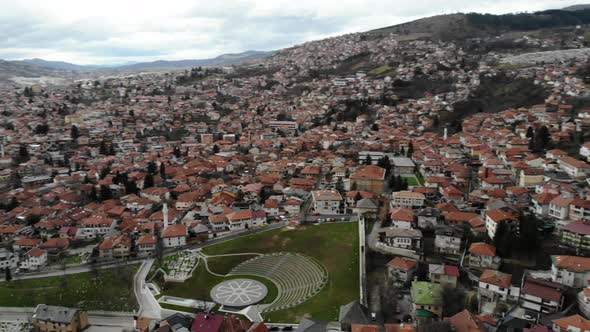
xmin=203 ymin=222 xmax=360 ymax=322
xmin=401 ymin=175 xmax=421 ymax=186
xmin=158 ymin=262 xmax=278 ymax=306
xmin=0 ymin=265 xmax=138 ymax=311
xmin=369 ymin=65 xmax=393 ymax=75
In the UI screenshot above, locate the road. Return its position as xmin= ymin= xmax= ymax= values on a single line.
xmin=5 ymin=221 xmax=288 ymax=282
xmin=0 ymin=308 xmax=134 ymax=328
xmin=134 ymin=259 xmax=161 ymax=319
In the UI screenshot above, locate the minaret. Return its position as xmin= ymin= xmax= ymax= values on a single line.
xmin=163 ymin=203 xmax=169 ymax=229
xmin=443 ymin=127 xmax=448 ymax=140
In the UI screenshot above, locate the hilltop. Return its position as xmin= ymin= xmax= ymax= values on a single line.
xmin=372 ymin=9 xmax=590 ymax=40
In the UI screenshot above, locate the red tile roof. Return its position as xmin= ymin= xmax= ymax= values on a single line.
xmin=479 ymin=269 xmax=512 ymax=288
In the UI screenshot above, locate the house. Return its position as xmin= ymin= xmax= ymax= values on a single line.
xmin=349 ymin=165 xmax=386 ymax=194
xmin=283 ymin=198 xmax=303 ymax=215
xmin=0 ymin=248 xmax=18 ymax=271
xmin=478 ymin=269 xmax=513 ymax=306
xmin=549 ymin=196 xmax=574 ymax=222
xmin=190 ymin=312 xmax=224 ymax=332
xmin=311 ymin=190 xmax=343 ymax=215
xmin=40 ymin=238 xmax=70 ymax=253
xmin=98 ymin=234 xmax=132 ymax=259
xmin=569 ymin=198 xmax=590 ymax=221
xmin=263 ymin=199 xmax=280 ymax=217
xmin=391 ymin=191 xmax=425 ymax=209
xmin=391 ymin=157 xmax=415 ymax=175
xmin=428 ymin=263 xmax=459 ymax=288
xmin=353 ymin=198 xmax=379 ymax=217
xmin=444 ymin=309 xmax=486 ymax=332
xmin=485 ymin=209 xmax=519 ymax=240
xmin=552 ymin=315 xmax=590 ymax=332
xmin=520 ymin=277 xmax=564 ymax=316
xmin=559 ymin=220 xmax=590 ymax=253
xmin=417 ymin=208 xmax=441 ymax=229
xmin=339 ymin=301 xmax=371 ymax=332
xmin=558 ymin=156 xmax=590 ymax=178
xmin=32 ymin=304 xmax=89 ymax=332
xmin=434 ymin=226 xmax=463 ymax=256
xmin=19 ymin=247 xmax=47 ymax=271
xmin=379 ymin=228 xmax=423 ymax=252
xmin=226 ymin=209 xmax=267 ymax=231
xmin=551 ymin=255 xmax=590 ymax=288
xmin=390 ymin=208 xmax=416 ymax=229
xmin=162 ymin=224 xmax=188 ymax=248
xmin=160 ymin=312 xmax=193 ymax=332
xmin=411 ymin=281 xmax=443 ymax=317
xmin=387 ymin=257 xmax=417 ymax=285
xmin=466 ymin=243 xmax=501 ymax=269
xmin=137 ymin=234 xmax=158 ymax=257
xmin=531 ymin=193 xmax=557 ymax=217
xmin=13 ymin=238 xmax=42 ymax=252
xmin=581 ymin=142 xmax=590 ymax=162
xmin=77 ymin=217 xmax=116 ymax=240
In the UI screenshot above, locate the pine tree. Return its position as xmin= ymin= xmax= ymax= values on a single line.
xmin=144 ymin=174 xmax=154 ymax=189
xmin=70 ymin=125 xmax=79 ymax=139
xmin=365 ymin=155 xmax=372 ymax=165
xmin=526 ymin=126 xmax=534 ymax=138
xmin=407 ymin=141 xmax=414 ymax=157
xmin=160 ymin=163 xmax=166 ymax=179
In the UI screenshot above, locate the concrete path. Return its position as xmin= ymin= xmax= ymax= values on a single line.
xmin=134 ymin=259 xmax=161 ymax=319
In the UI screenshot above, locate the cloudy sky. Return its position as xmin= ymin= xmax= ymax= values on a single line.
xmin=0 ymin=0 xmax=584 ymax=65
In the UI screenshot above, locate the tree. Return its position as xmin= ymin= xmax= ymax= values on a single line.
xmin=494 ymin=221 xmax=516 ymax=257
xmin=377 ymin=156 xmax=391 ymax=173
xmin=25 ymin=214 xmax=41 ymax=226
xmin=519 ymin=212 xmax=540 ymax=255
xmin=388 ymin=175 xmax=397 ymax=191
xmin=147 ymin=161 xmax=157 ymax=174
xmin=99 ymin=185 xmax=112 ymax=201
xmin=532 ymin=125 xmax=551 ymax=151
xmin=89 ymin=186 xmax=98 ymax=201
xmin=18 ymin=144 xmax=29 ymax=163
xmin=336 ymin=178 xmax=345 ymax=194
xmin=407 ymin=141 xmax=414 ymax=157
xmin=4 ymin=268 xmax=11 ymax=282
xmin=400 ymin=146 xmax=405 ymax=156
xmin=212 ymin=145 xmax=220 ymax=154
xmin=371 ymin=123 xmax=379 ymax=131
xmin=365 ymin=155 xmax=372 ymax=165
xmin=442 ymin=286 xmax=466 ymax=317
xmin=70 ymin=125 xmax=79 ymax=139
xmin=354 ymin=191 xmax=363 ymax=202
xmin=159 ymin=163 xmax=166 ymax=179
xmin=144 ymin=174 xmax=154 ymax=189
xmin=34 ymin=124 xmax=49 ymax=135
xmin=526 ymin=126 xmax=534 ymax=138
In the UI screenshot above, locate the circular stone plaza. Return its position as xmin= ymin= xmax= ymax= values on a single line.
xmin=210 ymin=279 xmax=268 ymax=308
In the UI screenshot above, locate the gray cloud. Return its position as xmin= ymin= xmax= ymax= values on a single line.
xmin=0 ymin=0 xmax=584 ymax=64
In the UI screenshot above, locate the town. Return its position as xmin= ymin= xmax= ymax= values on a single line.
xmin=2 ymin=6 xmax=590 ymax=332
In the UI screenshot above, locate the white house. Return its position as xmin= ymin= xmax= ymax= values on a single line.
xmin=162 ymin=224 xmax=188 ymax=248
xmin=390 ymin=208 xmax=416 ymax=229
xmin=76 ymin=217 xmax=116 ymax=240
xmin=581 ymin=142 xmax=590 ymax=162
xmin=136 ymin=234 xmax=158 ymax=257
xmin=311 ymin=190 xmax=343 ymax=215
xmin=226 ymin=209 xmax=267 ymax=231
xmin=391 ymin=191 xmax=426 ymax=208
xmin=0 ymin=248 xmax=18 ymax=270
xmin=558 ymin=156 xmax=590 ymax=178
xmin=19 ymin=247 xmax=47 ymax=271
xmin=551 ymin=255 xmax=590 ymax=288
xmin=485 ymin=209 xmax=518 ymax=240
xmin=478 ymin=269 xmax=513 ymax=304
xmin=549 ymin=196 xmax=574 ymax=221
xmin=434 ymin=226 xmax=463 ymax=256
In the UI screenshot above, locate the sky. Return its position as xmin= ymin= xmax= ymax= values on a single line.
xmin=0 ymin=0 xmax=585 ymax=65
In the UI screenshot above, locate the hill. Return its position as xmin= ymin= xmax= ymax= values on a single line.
xmin=20 ymin=58 xmax=102 ymax=71
xmin=104 ymin=50 xmax=273 ymax=71
xmin=372 ymin=9 xmax=590 ymax=40
xmin=563 ymin=4 xmax=590 ymax=11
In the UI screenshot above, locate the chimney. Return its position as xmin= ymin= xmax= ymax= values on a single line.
xmin=163 ymin=203 xmax=169 ymax=229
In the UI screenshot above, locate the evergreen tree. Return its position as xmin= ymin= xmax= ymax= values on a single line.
xmin=99 ymin=185 xmax=112 ymax=201
xmin=526 ymin=126 xmax=534 ymax=138
xmin=4 ymin=268 xmax=12 ymax=282
xmin=89 ymin=187 xmax=98 ymax=201
xmin=335 ymin=177 xmax=345 ymax=194
xmin=144 ymin=174 xmax=154 ymax=189
xmin=159 ymin=163 xmax=166 ymax=179
xmin=407 ymin=141 xmax=414 ymax=157
xmin=147 ymin=161 xmax=157 ymax=174
xmin=365 ymin=155 xmax=372 ymax=165
xmin=212 ymin=145 xmax=220 ymax=154
xmin=71 ymin=125 xmax=79 ymax=139
xmin=18 ymin=144 xmax=29 ymax=163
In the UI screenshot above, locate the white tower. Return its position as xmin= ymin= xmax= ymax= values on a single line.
xmin=163 ymin=203 xmax=169 ymax=229
xmin=443 ymin=127 xmax=448 ymax=140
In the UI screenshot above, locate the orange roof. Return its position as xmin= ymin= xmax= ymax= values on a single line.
xmin=25 ymin=247 xmax=46 ymax=257
xmin=350 ymin=165 xmax=386 ymax=180
xmin=388 ymin=257 xmax=417 ymax=270
xmin=469 ymin=243 xmax=496 ymax=256
xmin=137 ymin=234 xmax=158 ymax=245
xmin=551 ymin=255 xmax=590 ymax=272
xmin=390 ymin=207 xmax=415 ymax=222
xmin=480 ymin=269 xmax=512 ymax=288
xmin=552 ymin=315 xmax=590 ymax=331
xmin=384 ymin=324 xmax=416 ymax=332
xmin=351 ymin=324 xmax=380 ymax=332
xmin=444 ymin=309 xmax=485 ymax=332
xmin=485 ymin=209 xmax=517 ymax=223
xmin=162 ymin=224 xmax=188 ymax=238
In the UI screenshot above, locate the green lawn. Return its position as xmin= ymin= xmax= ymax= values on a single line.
xmin=203 ymin=222 xmax=360 ymax=322
xmin=206 ymin=255 xmax=258 ymax=275
xmin=369 ymin=65 xmax=393 ymax=75
xmin=0 ymin=265 xmax=139 ymax=311
xmin=159 ymin=262 xmax=278 ymax=306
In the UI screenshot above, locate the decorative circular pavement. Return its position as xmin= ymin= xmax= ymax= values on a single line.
xmin=210 ymin=278 xmax=268 ymax=307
